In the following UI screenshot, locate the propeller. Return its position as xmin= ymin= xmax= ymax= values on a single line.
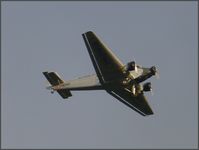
xmin=142 ymin=82 xmax=154 ymax=96
xmin=155 ymin=69 xmax=160 ymax=79
xmin=150 ymin=66 xmax=159 ymax=79
xmin=150 ymin=88 xmax=154 ymax=96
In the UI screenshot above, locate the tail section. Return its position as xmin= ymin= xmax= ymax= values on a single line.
xmin=56 ymin=89 xmax=72 ymax=99
xmin=43 ymin=72 xmax=72 ymax=99
xmin=43 ymin=72 xmax=64 ymax=85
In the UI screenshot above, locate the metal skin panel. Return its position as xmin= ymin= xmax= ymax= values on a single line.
xmin=43 ymin=31 xmax=156 ymax=116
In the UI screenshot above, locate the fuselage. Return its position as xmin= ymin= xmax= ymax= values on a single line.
xmin=51 ymin=64 xmax=153 ymax=94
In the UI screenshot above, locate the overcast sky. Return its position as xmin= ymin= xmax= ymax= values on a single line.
xmin=2 ymin=1 xmax=198 ymax=149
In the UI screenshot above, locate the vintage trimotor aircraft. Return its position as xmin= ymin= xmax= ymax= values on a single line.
xmin=43 ymin=31 xmax=158 ymax=116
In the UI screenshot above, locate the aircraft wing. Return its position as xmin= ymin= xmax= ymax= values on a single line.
xmin=107 ymin=88 xmax=153 ymax=116
xmin=82 ymin=31 xmax=125 ymax=84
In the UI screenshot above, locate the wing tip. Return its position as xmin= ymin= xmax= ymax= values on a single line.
xmin=144 ymin=109 xmax=154 ymax=116
xmin=42 ymin=71 xmax=49 ymax=77
xmin=82 ymin=31 xmax=94 ymax=36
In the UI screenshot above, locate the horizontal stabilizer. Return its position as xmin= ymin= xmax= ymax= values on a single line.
xmin=43 ymin=71 xmax=64 ymax=86
xmin=57 ymin=89 xmax=72 ymax=99
xmin=43 ymin=71 xmax=72 ymax=99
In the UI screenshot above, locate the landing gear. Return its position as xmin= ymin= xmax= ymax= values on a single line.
xmin=131 ymin=84 xmax=142 ymax=96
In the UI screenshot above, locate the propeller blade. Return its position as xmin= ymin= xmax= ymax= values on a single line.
xmin=151 ymin=88 xmax=154 ymax=96
xmin=155 ymin=72 xmax=160 ymax=79
xmin=154 ymin=67 xmax=159 ymax=79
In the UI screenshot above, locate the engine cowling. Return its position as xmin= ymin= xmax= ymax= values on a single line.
xmin=150 ymin=66 xmax=157 ymax=75
xmin=126 ymin=61 xmax=136 ymax=71
xmin=143 ymin=82 xmax=152 ymax=92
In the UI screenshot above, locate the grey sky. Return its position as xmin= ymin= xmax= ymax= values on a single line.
xmin=2 ymin=1 xmax=198 ymax=149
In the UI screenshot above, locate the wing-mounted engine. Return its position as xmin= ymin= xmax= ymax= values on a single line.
xmin=143 ymin=82 xmax=152 ymax=92
xmin=126 ymin=61 xmax=136 ymax=71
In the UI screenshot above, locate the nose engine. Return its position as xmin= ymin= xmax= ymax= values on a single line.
xmin=150 ymin=66 xmax=157 ymax=75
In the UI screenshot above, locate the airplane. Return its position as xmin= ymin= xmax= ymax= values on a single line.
xmin=43 ymin=31 xmax=158 ymax=116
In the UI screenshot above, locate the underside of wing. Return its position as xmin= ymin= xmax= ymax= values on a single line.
xmin=107 ymin=88 xmax=154 ymax=116
xmin=82 ymin=31 xmax=125 ymax=84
